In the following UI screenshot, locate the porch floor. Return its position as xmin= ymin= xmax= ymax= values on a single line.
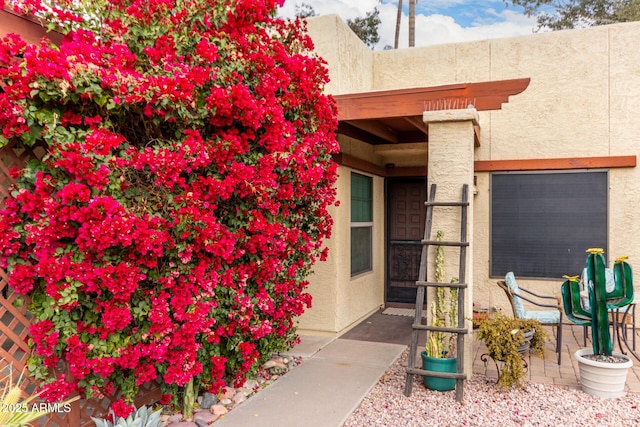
xmin=340 ymin=309 xmax=640 ymax=393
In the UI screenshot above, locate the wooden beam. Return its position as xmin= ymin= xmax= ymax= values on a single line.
xmin=333 ymin=153 xmax=427 ymax=177
xmin=474 ymin=156 xmax=636 ymax=172
xmin=344 ymin=119 xmax=398 ymax=143
xmin=402 ymin=116 xmax=428 ymax=135
xmin=0 ymin=9 xmax=63 ymax=46
xmin=396 ymin=130 xmax=427 ymax=144
xmin=333 ymin=153 xmax=385 ymax=176
xmin=385 ymin=166 xmax=427 ymax=177
xmin=335 ymin=78 xmax=530 ymax=121
xmin=337 ymin=122 xmax=389 ymax=145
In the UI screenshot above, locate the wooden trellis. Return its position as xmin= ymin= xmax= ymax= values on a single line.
xmin=0 ymin=141 xmax=161 ymax=426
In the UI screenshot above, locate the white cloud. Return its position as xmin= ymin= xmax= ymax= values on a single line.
xmin=403 ymin=9 xmax=537 ymax=48
xmin=278 ymin=0 xmax=537 ymax=49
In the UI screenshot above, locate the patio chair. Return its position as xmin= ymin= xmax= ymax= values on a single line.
xmin=497 ymin=272 xmax=563 ymax=364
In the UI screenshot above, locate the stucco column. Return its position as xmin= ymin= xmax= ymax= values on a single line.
xmin=423 ymin=108 xmax=477 ymax=377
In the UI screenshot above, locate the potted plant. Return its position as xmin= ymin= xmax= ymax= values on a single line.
xmin=472 ymin=302 xmax=489 ymax=329
xmin=561 ymin=248 xmax=634 ymax=398
xmin=476 ymin=314 xmax=548 ymax=388
xmin=421 ymin=231 xmax=459 ymax=391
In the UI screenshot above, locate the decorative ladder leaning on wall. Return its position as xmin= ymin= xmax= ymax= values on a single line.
xmin=404 ymin=184 xmax=469 ymax=402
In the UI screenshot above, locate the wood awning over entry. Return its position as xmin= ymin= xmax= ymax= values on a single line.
xmin=0 ymin=8 xmax=63 ymax=45
xmin=334 ymin=78 xmax=530 ymax=145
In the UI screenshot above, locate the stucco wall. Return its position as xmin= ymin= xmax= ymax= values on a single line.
xmin=305 ymin=15 xmax=374 ymax=95
xmin=336 ymin=171 xmax=386 ymax=332
xmin=476 ymin=23 xmax=639 ymax=312
xmin=302 ymin=15 xmax=640 ymax=332
xmin=423 ymin=110 xmax=478 ymax=375
xmin=297 ymin=165 xmax=385 ymax=334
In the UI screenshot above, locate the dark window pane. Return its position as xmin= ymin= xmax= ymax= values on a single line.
xmin=490 ymin=171 xmax=608 ymax=279
xmin=351 ymin=226 xmax=372 ymax=275
xmin=351 ymin=173 xmax=372 ymax=222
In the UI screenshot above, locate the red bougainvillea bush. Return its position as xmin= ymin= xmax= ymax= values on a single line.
xmin=0 ymin=0 xmax=338 ymax=417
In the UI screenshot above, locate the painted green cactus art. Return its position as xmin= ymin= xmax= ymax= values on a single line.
xmin=561 ymin=248 xmax=634 ymax=356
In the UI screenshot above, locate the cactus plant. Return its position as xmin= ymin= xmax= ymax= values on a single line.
xmin=0 ymin=369 xmax=79 ymax=427
xmin=561 ymin=248 xmax=634 ymax=356
xmin=91 ymin=405 xmax=165 ymax=427
xmin=425 ymin=231 xmax=458 ymax=358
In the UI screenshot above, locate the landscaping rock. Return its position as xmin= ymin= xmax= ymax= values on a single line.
xmin=200 ymin=392 xmax=217 ymax=409
xmin=210 ymin=404 xmax=228 ymax=416
xmin=262 ymin=360 xmax=277 ymax=369
xmin=232 ymin=391 xmax=247 ymax=404
xmin=220 ymin=387 xmax=235 ymax=400
xmin=243 ymin=379 xmax=258 ymax=391
xmin=193 ymin=410 xmax=217 ymax=424
xmin=168 ymin=413 xmax=184 ymax=423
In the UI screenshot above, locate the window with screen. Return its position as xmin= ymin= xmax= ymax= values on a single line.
xmin=490 ymin=170 xmax=608 ymax=279
xmin=351 ymin=172 xmax=373 ymax=276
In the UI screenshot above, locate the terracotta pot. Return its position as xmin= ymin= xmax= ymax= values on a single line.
xmin=472 ymin=310 xmax=489 ymax=329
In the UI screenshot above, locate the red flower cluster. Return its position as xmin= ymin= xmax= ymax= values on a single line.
xmin=0 ymin=0 xmax=337 ymax=417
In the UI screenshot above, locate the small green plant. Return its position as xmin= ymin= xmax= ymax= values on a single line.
xmin=476 ymin=314 xmax=549 ymax=388
xmin=425 ymin=231 xmax=459 ymax=358
xmin=0 ymin=369 xmax=79 ymax=427
xmin=91 ymin=405 xmax=165 ymax=427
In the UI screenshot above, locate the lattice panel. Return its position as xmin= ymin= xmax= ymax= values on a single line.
xmin=0 ymin=258 xmax=75 ymax=427
xmin=0 ymin=142 xmax=162 ymax=426
xmin=0 ymin=285 xmax=32 ymax=372
xmin=0 ymin=139 xmax=48 ymax=207
xmin=0 ymin=141 xmax=74 ymax=427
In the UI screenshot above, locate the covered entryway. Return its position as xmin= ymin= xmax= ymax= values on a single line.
xmin=298 ymin=77 xmax=529 ymax=335
xmin=386 ymin=177 xmax=427 ymax=304
xmin=334 ymin=79 xmax=530 ymax=309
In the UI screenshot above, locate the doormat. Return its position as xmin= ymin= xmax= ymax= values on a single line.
xmin=381 ymin=308 xmax=426 ymax=317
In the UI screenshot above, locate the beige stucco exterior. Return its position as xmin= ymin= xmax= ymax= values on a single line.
xmin=298 ymin=15 xmax=640 ymax=340
xmin=299 ymin=166 xmax=385 ymax=335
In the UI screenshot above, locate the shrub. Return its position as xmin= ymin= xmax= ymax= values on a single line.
xmin=0 ymin=0 xmax=337 ymax=417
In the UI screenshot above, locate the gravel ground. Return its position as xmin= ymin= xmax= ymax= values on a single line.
xmin=343 ymin=349 xmax=640 ymax=427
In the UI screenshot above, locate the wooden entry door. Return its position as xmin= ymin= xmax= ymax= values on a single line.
xmin=386 ymin=178 xmax=427 ymax=304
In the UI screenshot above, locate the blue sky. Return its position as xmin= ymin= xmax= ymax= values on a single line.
xmin=277 ymin=0 xmax=539 ymax=49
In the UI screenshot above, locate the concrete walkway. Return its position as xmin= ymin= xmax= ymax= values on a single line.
xmin=214 ymin=337 xmax=405 ymax=427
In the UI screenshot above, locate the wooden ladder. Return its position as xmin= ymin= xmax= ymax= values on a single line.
xmin=404 ymin=183 xmax=469 ymax=402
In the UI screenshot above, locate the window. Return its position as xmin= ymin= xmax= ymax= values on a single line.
xmin=491 ymin=170 xmax=608 ymax=279
xmin=351 ymin=173 xmax=373 ymax=276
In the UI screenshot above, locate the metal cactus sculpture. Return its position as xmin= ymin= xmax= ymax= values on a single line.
xmin=561 ymin=248 xmax=634 ymax=356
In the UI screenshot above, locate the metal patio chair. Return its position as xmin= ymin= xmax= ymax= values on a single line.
xmin=497 ymin=272 xmax=563 ymax=364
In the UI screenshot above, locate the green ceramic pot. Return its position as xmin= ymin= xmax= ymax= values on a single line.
xmin=421 ymin=351 xmax=456 ymax=391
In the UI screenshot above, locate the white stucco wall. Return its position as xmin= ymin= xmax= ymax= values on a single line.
xmin=301 ymin=15 xmax=640 ymax=333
